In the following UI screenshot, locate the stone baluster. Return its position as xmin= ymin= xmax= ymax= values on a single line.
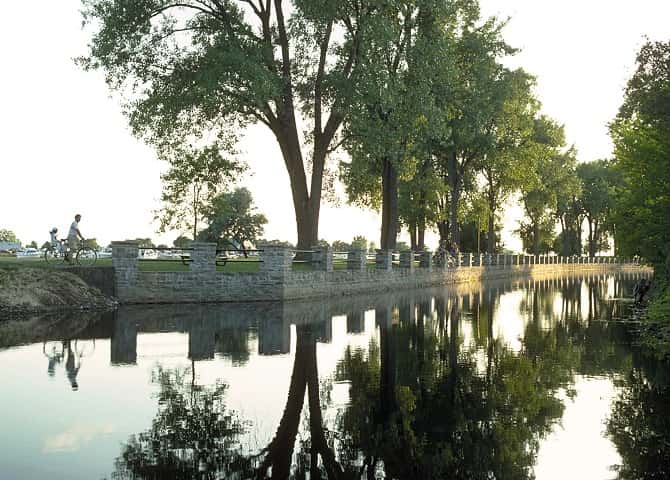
xmin=112 ymin=241 xmax=139 ymax=287
xmin=400 ymin=250 xmax=415 ymax=271
xmin=260 ymin=245 xmax=293 ymax=276
xmin=376 ymin=250 xmax=393 ymax=271
xmin=311 ymin=245 xmax=333 ymax=272
xmin=190 ymin=242 xmax=217 ymax=273
xmin=420 ymin=250 xmax=433 ymax=271
xmin=462 ymin=253 xmax=472 ymax=267
xmin=347 ymin=249 xmax=367 ymax=271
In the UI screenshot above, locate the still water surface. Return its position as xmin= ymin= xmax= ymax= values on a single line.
xmin=1 ymin=272 xmax=667 ymax=479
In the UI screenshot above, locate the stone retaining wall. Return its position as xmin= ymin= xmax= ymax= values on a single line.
xmin=111 ymin=241 xmax=651 ymax=304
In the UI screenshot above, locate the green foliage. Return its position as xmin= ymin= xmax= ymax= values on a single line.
xmin=172 ymin=235 xmax=191 ymax=249
xmin=479 ymin=68 xmax=539 ymax=252
xmin=27 ymin=241 xmax=38 ymax=249
xmin=610 ymin=40 xmax=670 ymax=263
xmin=577 ymin=159 xmax=615 ymax=256
xmin=129 ymin=238 xmax=155 ymax=248
xmin=154 ymin=145 xmax=243 ymax=240
xmin=40 ymin=241 xmax=51 ymax=250
xmin=81 ymin=238 xmax=100 ymax=250
xmin=197 ymin=187 xmax=267 ymax=250
xmin=79 ymin=0 xmax=390 ymax=248
xmin=607 ymin=359 xmax=670 ymax=479
xmin=395 ymin=241 xmax=410 ymax=252
xmin=351 ymin=235 xmax=369 ymax=251
xmin=256 ymin=239 xmax=295 ymax=249
xmin=459 ymin=191 xmax=500 ymax=253
xmin=0 ymin=229 xmax=18 ymax=243
xmin=340 ymin=0 xmax=458 ymax=248
xmin=518 ymin=117 xmax=571 ymax=255
xmin=331 ymin=240 xmax=351 ymax=252
xmin=516 ymin=216 xmax=556 ymax=255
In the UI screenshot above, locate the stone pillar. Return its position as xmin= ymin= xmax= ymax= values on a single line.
xmin=462 ymin=253 xmax=472 ymax=267
xmin=400 ymin=251 xmax=415 ymax=271
xmin=111 ymin=241 xmax=139 ymax=294
xmin=190 ymin=242 xmax=217 ymax=273
xmin=258 ymin=314 xmax=291 ymax=355
xmin=478 ymin=254 xmax=484 ymax=267
xmin=311 ymin=245 xmax=333 ymax=272
xmin=188 ymin=321 xmax=216 ymax=361
xmin=111 ymin=313 xmax=137 ymax=365
xmin=347 ymin=249 xmax=367 ymax=271
xmin=419 ymin=250 xmax=433 ymax=271
xmin=376 ymin=249 xmax=392 ymax=271
xmin=260 ymin=245 xmax=293 ymax=276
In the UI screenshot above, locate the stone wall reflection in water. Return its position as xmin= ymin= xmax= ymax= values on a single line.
xmin=2 ymin=272 xmax=669 ymax=479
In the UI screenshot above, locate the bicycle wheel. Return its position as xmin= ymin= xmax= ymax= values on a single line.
xmin=44 ymin=246 xmax=63 ymax=265
xmin=76 ymin=247 xmax=98 ymax=266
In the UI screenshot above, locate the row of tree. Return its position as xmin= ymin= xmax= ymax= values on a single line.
xmin=609 ymin=40 xmax=670 ymax=267
xmin=81 ymin=0 xmax=624 ymax=256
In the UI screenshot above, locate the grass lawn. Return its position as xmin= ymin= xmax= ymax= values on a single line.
xmin=0 ymin=256 xmax=382 ymax=273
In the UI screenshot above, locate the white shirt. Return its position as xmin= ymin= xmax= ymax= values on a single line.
xmin=68 ymin=221 xmax=79 ymax=239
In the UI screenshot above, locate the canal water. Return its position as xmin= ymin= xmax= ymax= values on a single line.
xmin=1 ymin=272 xmax=667 ymax=479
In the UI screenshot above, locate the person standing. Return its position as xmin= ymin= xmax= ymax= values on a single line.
xmin=67 ymin=214 xmax=84 ymax=261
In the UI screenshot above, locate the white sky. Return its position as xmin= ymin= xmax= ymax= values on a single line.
xmin=1 ymin=0 xmax=669 ymax=249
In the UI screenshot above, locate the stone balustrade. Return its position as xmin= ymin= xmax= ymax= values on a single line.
xmin=110 ymin=242 xmax=648 ymax=304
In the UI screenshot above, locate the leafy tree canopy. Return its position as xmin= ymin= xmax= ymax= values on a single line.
xmin=611 ymin=40 xmax=670 ymax=264
xmin=198 ymin=187 xmax=267 ymax=250
xmin=173 ymin=235 xmax=191 ymax=249
xmin=0 ymin=229 xmax=18 ymax=243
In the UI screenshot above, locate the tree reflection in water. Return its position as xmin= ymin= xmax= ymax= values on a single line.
xmin=110 ymin=364 xmax=252 ymax=479
xmin=335 ymin=293 xmax=572 ymax=479
xmin=607 ymin=355 xmax=670 ymax=479
xmin=108 ymin=274 xmax=662 ymax=479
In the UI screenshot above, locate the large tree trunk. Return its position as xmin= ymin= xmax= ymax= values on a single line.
xmin=437 ymin=219 xmax=449 ymax=247
xmin=409 ymin=222 xmax=417 ymax=250
xmin=487 ymin=192 xmax=496 ymax=255
xmin=576 ymin=216 xmax=583 ymax=255
xmin=533 ymin=220 xmax=540 ymax=257
xmin=381 ymin=158 xmax=399 ymax=250
xmin=258 ymin=325 xmax=309 ymax=478
xmin=446 ymin=152 xmax=460 ymax=247
xmin=274 ymin=126 xmax=318 ymax=250
xmin=587 ymin=217 xmax=595 ymax=257
xmin=417 ymin=223 xmax=425 ymax=251
xmin=559 ymin=216 xmax=568 ymax=256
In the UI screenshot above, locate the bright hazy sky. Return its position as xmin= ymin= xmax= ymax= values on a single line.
xmin=1 ymin=1 xmax=669 ymax=249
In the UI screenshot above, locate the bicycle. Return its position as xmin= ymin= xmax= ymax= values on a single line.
xmin=44 ymin=239 xmax=98 ymax=266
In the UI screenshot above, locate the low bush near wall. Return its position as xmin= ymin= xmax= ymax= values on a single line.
xmin=642 ymin=277 xmax=670 ymax=358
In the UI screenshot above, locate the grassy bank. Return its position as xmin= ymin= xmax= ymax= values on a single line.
xmin=641 ymin=270 xmax=670 ymax=358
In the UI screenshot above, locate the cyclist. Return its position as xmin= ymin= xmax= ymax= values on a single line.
xmin=66 ymin=214 xmax=84 ymax=262
xmin=49 ymin=227 xmax=65 ymax=254
xmin=65 ymin=214 xmax=84 ymax=262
